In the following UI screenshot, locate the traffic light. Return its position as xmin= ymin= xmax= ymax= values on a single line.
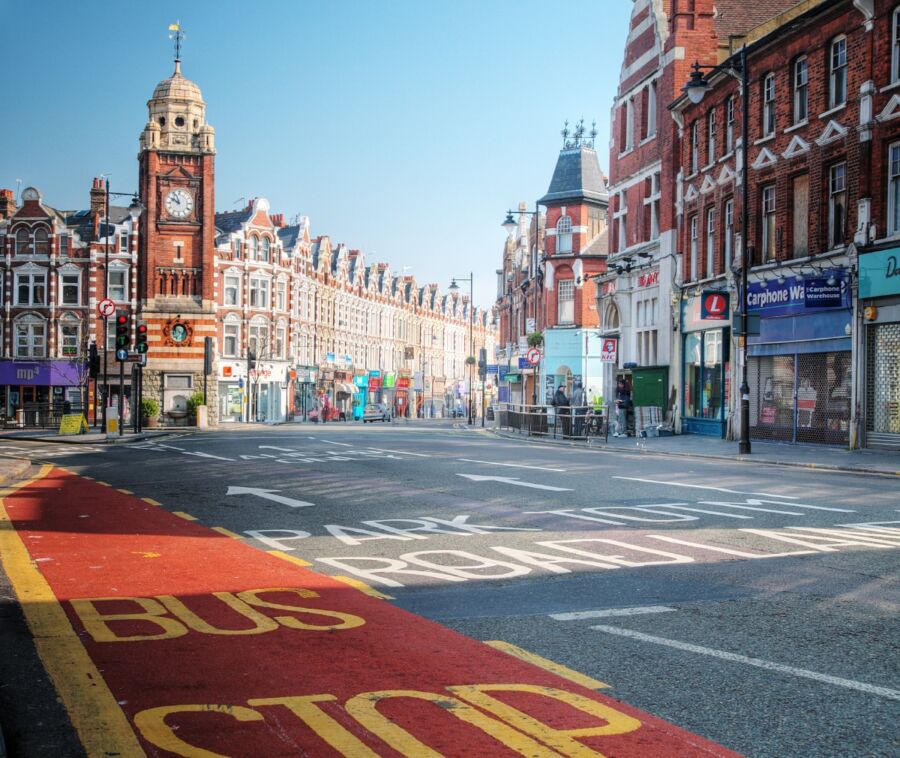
xmin=115 ymin=311 xmax=131 ymax=350
xmin=478 ymin=347 xmax=487 ymax=381
xmin=88 ymin=342 xmax=100 ymax=378
xmin=136 ymin=322 xmax=149 ymax=354
xmin=248 ymin=349 xmax=257 ymax=371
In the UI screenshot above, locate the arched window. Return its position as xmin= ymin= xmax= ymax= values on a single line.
xmin=33 ymin=228 xmax=49 ymax=255
xmin=249 ymin=235 xmax=259 ymax=260
xmin=604 ymin=303 xmax=620 ymax=331
xmin=15 ymin=228 xmax=31 ymax=255
xmin=261 ymin=237 xmax=270 ymax=263
xmin=15 ymin=314 xmax=46 ymax=358
xmin=557 ymin=216 xmax=573 ymax=253
xmin=829 ymin=36 xmax=847 ymax=108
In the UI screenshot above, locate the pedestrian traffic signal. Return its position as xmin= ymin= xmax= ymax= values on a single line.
xmin=115 ymin=312 xmax=131 ymax=350
xmin=136 ymin=322 xmax=148 ymax=354
xmin=88 ymin=341 xmax=100 ymax=378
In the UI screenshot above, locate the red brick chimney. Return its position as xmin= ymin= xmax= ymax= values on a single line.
xmin=90 ymin=177 xmax=106 ymax=216
xmin=0 ymin=189 xmax=15 ymax=220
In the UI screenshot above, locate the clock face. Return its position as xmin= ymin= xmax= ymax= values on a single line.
xmin=164 ymin=188 xmax=194 ymax=219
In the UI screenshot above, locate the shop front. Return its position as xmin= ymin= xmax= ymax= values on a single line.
xmin=251 ymin=360 xmax=290 ymax=423
xmin=859 ymin=248 xmax=900 ymax=448
xmin=293 ymin=365 xmax=317 ymax=421
xmin=394 ymin=373 xmax=411 ymax=418
xmin=352 ymin=373 xmax=368 ymax=419
xmin=217 ymin=361 xmax=247 ymax=423
xmin=680 ymin=292 xmax=730 ymax=437
xmin=0 ymin=359 xmax=86 ymax=426
xmin=541 ymin=328 xmax=604 ymax=407
xmin=746 ymin=273 xmax=851 ymax=446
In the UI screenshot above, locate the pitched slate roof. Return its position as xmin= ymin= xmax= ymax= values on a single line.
xmin=214 ymin=208 xmax=253 ymax=235
xmin=538 ymin=146 xmax=609 ymax=205
xmin=277 ymin=224 xmax=301 ymax=251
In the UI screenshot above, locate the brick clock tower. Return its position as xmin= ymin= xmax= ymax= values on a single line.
xmin=137 ymin=53 xmax=217 ymax=423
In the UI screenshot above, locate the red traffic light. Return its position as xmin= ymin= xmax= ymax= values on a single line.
xmin=137 ymin=324 xmax=148 ymax=335
xmin=117 ymin=314 xmax=128 ymax=325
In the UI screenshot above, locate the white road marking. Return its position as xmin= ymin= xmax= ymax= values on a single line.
xmin=613 ymin=476 xmax=798 ymax=499
xmin=226 ymin=486 xmax=314 ymax=508
xmin=322 ymin=440 xmax=353 ymax=447
xmin=696 ymin=500 xmax=803 ymax=516
xmin=651 ymin=504 xmax=753 ymax=519
xmin=366 ymin=447 xmax=431 ymax=457
xmin=551 ymin=606 xmax=676 ymax=621
xmin=589 ymin=625 xmax=900 ymax=701
xmin=647 ymin=534 xmax=817 ymax=559
xmin=456 ymin=473 xmax=573 ymax=492
xmin=184 ymin=451 xmax=235 ymax=461
xmin=457 ymin=458 xmax=566 ymax=472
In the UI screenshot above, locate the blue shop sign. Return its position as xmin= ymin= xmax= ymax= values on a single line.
xmin=518 ymin=357 xmax=531 ymax=369
xmin=498 ymin=366 xmax=509 ymax=381
xmin=859 ymin=248 xmax=900 ymax=298
xmin=486 ymin=364 xmax=499 ymax=374
xmin=745 ymin=272 xmax=848 ymax=316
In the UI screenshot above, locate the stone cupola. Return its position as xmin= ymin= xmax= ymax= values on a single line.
xmin=140 ymin=60 xmax=215 ymax=154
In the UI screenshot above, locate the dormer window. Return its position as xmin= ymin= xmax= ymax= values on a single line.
xmin=557 ymin=216 xmax=573 ymax=253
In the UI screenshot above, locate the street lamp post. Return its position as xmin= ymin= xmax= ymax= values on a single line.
xmin=682 ymin=45 xmax=750 ymax=454
xmin=503 ymin=205 xmax=541 ymax=406
xmin=448 ymin=274 xmax=475 ymax=425
xmin=102 ymin=177 xmax=143 ymax=435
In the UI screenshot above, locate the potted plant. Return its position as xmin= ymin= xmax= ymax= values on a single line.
xmin=140 ymin=397 xmax=160 ymax=428
xmin=465 ymin=355 xmax=477 ymax=366
xmin=186 ymin=392 xmax=205 ymax=425
xmin=527 ymin=331 xmax=544 ymax=348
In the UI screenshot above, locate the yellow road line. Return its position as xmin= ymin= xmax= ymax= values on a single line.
xmin=268 ymin=549 xmax=312 ymax=567
xmin=172 ymin=511 xmax=197 ymax=521
xmin=0 ymin=464 xmax=143 ymax=755
xmin=117 ymin=488 xmax=133 ymax=495
xmin=484 ymin=640 xmax=611 ymax=690
xmin=142 ymin=497 xmax=162 ymax=506
xmin=212 ymin=526 xmax=243 ymax=540
xmin=333 ymin=575 xmax=394 ymax=600
xmin=96 ymin=481 xmax=111 ymax=487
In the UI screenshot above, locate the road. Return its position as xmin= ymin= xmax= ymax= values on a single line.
xmin=0 ymin=421 xmax=897 ymax=757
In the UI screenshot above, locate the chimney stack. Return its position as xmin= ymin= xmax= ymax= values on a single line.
xmin=90 ymin=177 xmax=106 ymax=216
xmin=0 ymin=189 xmax=15 ymax=220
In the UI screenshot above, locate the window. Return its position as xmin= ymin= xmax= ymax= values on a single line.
xmin=726 ymin=96 xmax=736 ymax=154
xmin=33 ymin=228 xmax=49 ymax=255
xmin=625 ymin=98 xmax=634 ymax=151
xmin=249 ymin=236 xmax=259 ymax=261
xmin=15 ymin=270 xmax=46 ymax=305
xmin=829 ymin=37 xmax=847 ymax=109
xmin=706 ymin=207 xmax=716 ymax=277
xmin=723 ymin=199 xmax=734 ymax=270
xmin=261 ymin=237 xmax=270 ymax=263
xmin=707 ymin=109 xmax=717 ymax=165
xmin=646 ymin=81 xmax=657 ymax=138
xmin=828 ymin=163 xmax=846 ymax=248
xmin=276 ymin=280 xmax=286 ymax=311
xmin=889 ymin=142 xmax=900 ymax=235
xmin=793 ymin=56 xmax=808 ymax=123
xmin=761 ymin=185 xmax=776 ymax=262
xmin=249 ymin=320 xmax=268 ymax=357
xmin=557 ymin=216 xmax=572 ymax=253
xmin=616 ymin=192 xmax=627 ymax=251
xmin=108 ymin=268 xmax=127 ymax=301
xmin=249 ymin=276 xmax=269 ymax=308
xmin=60 ymin=320 xmax=80 ymax=357
xmin=792 ymin=174 xmax=809 ymax=257
xmin=119 ymin=233 xmax=129 ymax=253
xmin=59 ymin=234 xmax=69 ymax=256
xmin=15 ymin=228 xmax=31 ymax=255
xmin=690 ymin=215 xmax=699 ymax=281
xmin=15 ymin=319 xmax=46 ymax=358
xmin=690 ymin=121 xmax=699 ymax=174
xmin=275 ymin=322 xmax=286 ymax=358
xmin=894 ymin=8 xmax=900 ymax=84
xmin=557 ymin=279 xmax=574 ymax=324
xmin=644 ymin=172 xmax=660 ymax=242
xmin=224 ymin=274 xmax=240 ymax=306
xmin=234 ymin=240 xmax=242 ymax=259
xmin=223 ymin=321 xmax=239 ymax=357
xmin=762 ymin=73 xmax=775 ymax=137
xmin=60 ymin=272 xmax=80 ymax=305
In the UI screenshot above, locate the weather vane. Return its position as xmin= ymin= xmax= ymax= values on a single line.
xmin=168 ymin=21 xmax=185 ymax=63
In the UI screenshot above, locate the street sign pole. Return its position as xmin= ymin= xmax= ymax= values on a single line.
xmin=118 ymin=354 xmax=125 ymax=436
xmin=102 ymin=316 xmax=109 ymax=434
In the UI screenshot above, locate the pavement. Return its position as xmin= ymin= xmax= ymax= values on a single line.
xmin=489 ymin=423 xmax=900 ymax=477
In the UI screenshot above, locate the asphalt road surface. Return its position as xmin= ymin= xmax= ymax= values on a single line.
xmin=0 ymin=421 xmax=898 ymax=757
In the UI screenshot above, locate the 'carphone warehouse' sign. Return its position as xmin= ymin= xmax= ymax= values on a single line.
xmin=746 ymin=272 xmax=847 ymax=316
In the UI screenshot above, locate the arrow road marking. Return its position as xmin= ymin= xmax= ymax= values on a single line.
xmin=226 ymin=486 xmax=315 ymax=508
xmin=456 ymin=473 xmax=572 ymax=492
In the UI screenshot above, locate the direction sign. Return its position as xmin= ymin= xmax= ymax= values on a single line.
xmin=115 ymin=348 xmax=128 ymax=362
xmin=526 ymin=347 xmax=542 ymax=365
xmin=97 ymin=298 xmax=116 ymax=318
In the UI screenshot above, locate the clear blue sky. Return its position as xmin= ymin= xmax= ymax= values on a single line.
xmin=2 ymin=0 xmax=632 ymax=309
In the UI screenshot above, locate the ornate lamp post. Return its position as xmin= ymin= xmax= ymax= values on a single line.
xmin=448 ymin=274 xmax=474 ymax=425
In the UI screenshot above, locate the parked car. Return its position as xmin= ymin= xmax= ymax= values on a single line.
xmin=363 ymin=403 xmax=391 ymax=423
xmin=449 ymin=405 xmax=465 ymax=418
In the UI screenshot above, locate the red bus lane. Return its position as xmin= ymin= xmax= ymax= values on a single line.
xmin=0 ymin=466 xmax=742 ymax=757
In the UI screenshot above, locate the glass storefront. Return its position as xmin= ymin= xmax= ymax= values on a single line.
xmin=683 ymin=329 xmax=729 ymax=421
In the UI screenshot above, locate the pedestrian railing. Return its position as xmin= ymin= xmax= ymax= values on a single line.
xmin=495 ymin=403 xmax=609 ymax=443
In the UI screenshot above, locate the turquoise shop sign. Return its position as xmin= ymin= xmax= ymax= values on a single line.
xmin=859 ymin=247 xmax=900 ymax=298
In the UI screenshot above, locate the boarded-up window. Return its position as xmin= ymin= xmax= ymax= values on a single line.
xmin=792 ymin=175 xmax=809 ymax=258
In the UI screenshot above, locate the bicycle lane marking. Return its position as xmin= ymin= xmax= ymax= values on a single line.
xmin=0 ymin=466 xmax=743 ymax=758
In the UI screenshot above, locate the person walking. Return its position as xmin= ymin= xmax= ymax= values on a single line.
xmin=553 ymin=385 xmax=570 ymax=437
xmin=613 ymin=379 xmax=631 ymax=437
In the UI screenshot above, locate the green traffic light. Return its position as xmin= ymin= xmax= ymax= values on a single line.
xmin=136 ymin=343 xmax=148 ymax=354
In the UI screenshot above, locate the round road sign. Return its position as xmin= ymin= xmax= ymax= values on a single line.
xmin=97 ymin=298 xmax=116 ymax=318
xmin=526 ymin=347 xmax=542 ymax=365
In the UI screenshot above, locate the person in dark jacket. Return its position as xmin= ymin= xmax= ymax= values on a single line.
xmin=553 ymin=386 xmax=571 ymax=436
xmin=613 ymin=379 xmax=631 ymax=437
